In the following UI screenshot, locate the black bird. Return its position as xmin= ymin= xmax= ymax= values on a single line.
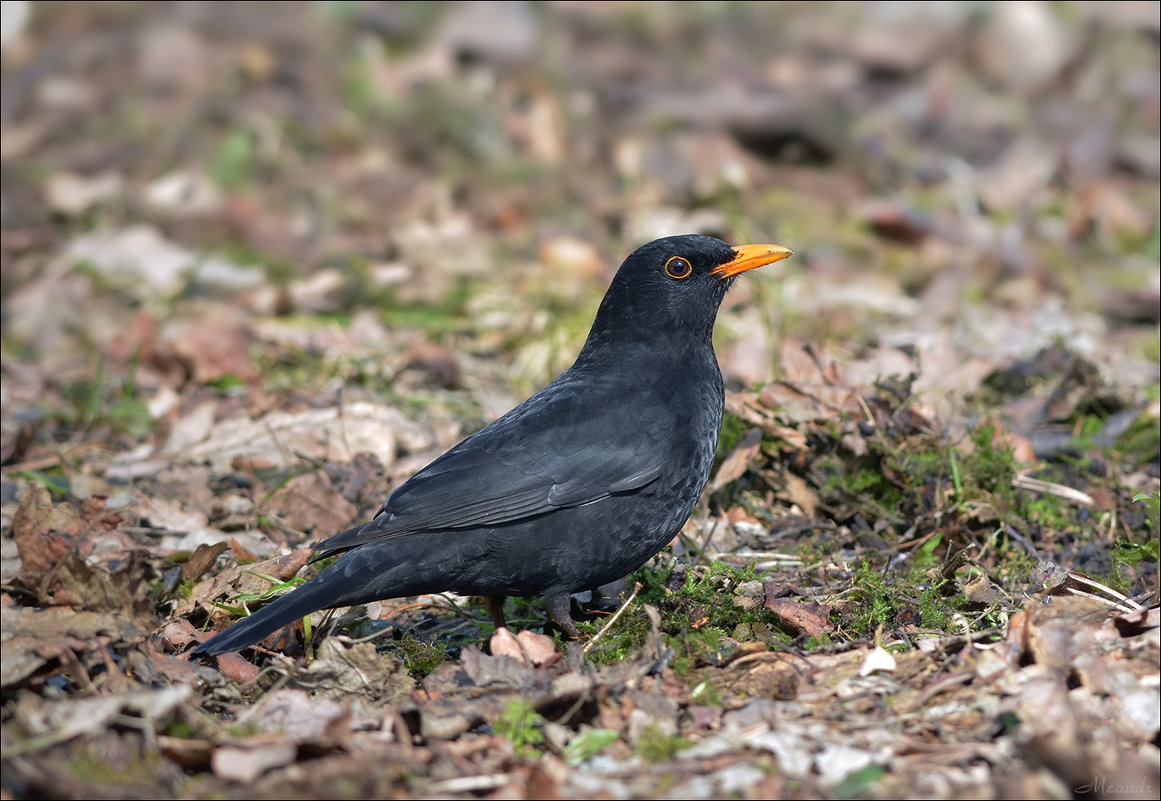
xmin=194 ymin=234 xmax=791 ymax=655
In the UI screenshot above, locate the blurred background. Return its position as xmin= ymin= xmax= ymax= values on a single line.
xmin=1 ymin=0 xmax=1158 ymax=452
xmin=3 ymin=9 xmax=1158 ymax=796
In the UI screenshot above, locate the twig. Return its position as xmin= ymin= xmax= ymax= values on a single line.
xmin=1003 ymin=523 xmax=1041 ymax=559
xmin=693 ymin=517 xmax=722 ymax=567
xmin=904 ymin=671 xmax=975 ymax=713
xmin=583 ymin=581 xmax=641 ymax=654
xmin=1 ymin=454 xmax=63 ymax=473
xmin=425 ymin=775 xmax=509 ymax=795
xmin=1012 ymin=474 xmax=1094 ymax=506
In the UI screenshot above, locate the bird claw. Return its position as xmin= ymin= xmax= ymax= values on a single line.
xmin=541 ymin=592 xmax=582 ymax=639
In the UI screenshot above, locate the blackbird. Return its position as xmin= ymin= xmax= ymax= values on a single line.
xmin=194 ymin=234 xmax=791 ymax=655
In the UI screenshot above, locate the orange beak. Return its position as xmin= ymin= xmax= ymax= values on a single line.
xmin=712 ymin=244 xmax=793 ymax=279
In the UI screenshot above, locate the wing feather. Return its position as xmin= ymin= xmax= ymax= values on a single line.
xmin=313 ymin=370 xmax=673 ymax=558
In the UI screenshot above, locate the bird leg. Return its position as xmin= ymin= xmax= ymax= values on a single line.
xmin=484 ymin=595 xmax=508 ymax=629
xmin=541 ymin=592 xmax=581 ymax=639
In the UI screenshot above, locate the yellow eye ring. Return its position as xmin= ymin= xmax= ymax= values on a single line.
xmin=665 ymin=256 xmax=693 ymax=279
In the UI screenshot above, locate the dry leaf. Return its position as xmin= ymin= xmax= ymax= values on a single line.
xmin=764 ymin=589 xmax=833 ymax=640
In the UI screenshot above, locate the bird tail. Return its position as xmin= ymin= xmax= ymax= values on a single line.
xmin=191 ymin=529 xmax=477 ymax=658
xmin=191 ymin=570 xmax=346 ymax=657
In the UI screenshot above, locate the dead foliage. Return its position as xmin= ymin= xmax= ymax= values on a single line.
xmin=2 ymin=2 xmax=1158 ymax=799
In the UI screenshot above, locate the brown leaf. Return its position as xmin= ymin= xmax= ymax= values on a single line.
xmin=12 ymin=483 xmax=87 ymax=585
xmin=1110 ymin=606 xmax=1159 ymax=638
xmin=0 ymin=606 xmax=149 ymax=688
xmin=775 ymin=471 xmax=820 ymax=516
xmin=461 ymin=645 xmax=536 ymax=689
xmin=181 ymin=542 xmax=230 ymax=582
xmin=265 ymin=470 xmax=358 ymax=539
xmin=160 ymin=619 xmax=200 ymax=649
xmin=168 ymin=321 xmax=257 ymax=384
xmin=710 ymin=427 xmax=762 ymax=492
xmin=212 ymin=738 xmax=298 ymax=783
xmin=12 ymin=487 xmax=129 ymax=595
xmin=963 ymin=573 xmax=1005 ymax=605
xmin=289 ymin=639 xmax=414 ymax=705
xmin=159 ymin=736 xmax=214 ymax=770
xmin=239 ymin=688 xmax=349 ymax=745
xmin=215 ymin=651 xmax=262 ymax=684
xmin=404 ymin=341 xmax=462 ymax=389
xmin=490 ymin=626 xmax=524 ymax=661
xmin=764 ymin=588 xmax=833 ymax=639
xmin=39 ymin=551 xmax=157 ymax=618
xmin=173 ymin=402 xmax=431 ymax=473
xmin=184 ymin=547 xmax=313 ymax=620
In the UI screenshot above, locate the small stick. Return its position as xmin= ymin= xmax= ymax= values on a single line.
xmin=583 ymin=581 xmax=642 ymax=654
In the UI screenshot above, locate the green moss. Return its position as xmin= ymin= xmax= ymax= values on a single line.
xmin=991 ymin=542 xmax=1039 ymax=589
xmin=689 ymin=678 xmax=722 ymax=707
xmin=562 ymin=728 xmax=620 ymax=766
xmin=63 ymin=742 xmax=173 ymax=787
xmin=225 ymin=721 xmax=262 ymax=739
xmin=161 ymin=717 xmax=196 ymax=740
xmin=852 ymin=561 xmax=896 ymax=632
xmin=636 ymin=722 xmax=693 ymax=763
xmin=917 ymin=581 xmax=956 ymax=630
xmin=1114 ymin=410 xmax=1161 ymax=469
xmin=582 ymin=561 xmax=787 ymax=672
xmin=493 ymin=698 xmax=545 ymax=759
xmin=716 ymin=411 xmax=748 ymax=460
xmin=669 ymin=625 xmax=730 ymax=678
xmin=846 ymin=558 xmax=971 ymax=638
xmin=959 ymin=424 xmax=1018 ymax=502
xmin=833 ymin=764 xmax=887 ymax=798
xmin=1020 ymin=493 xmax=1074 ymax=531
xmin=912 ymin=533 xmax=944 ymax=572
xmin=392 ymin=631 xmax=449 ymax=680
xmin=210 ymin=129 xmax=256 ymax=191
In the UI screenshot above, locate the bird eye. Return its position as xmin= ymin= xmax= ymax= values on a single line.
xmin=664 ymin=256 xmax=693 ymax=279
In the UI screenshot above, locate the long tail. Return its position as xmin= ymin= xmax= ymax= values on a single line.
xmin=191 ymin=528 xmax=483 ymax=657
xmin=192 ymin=569 xmax=351 ymax=656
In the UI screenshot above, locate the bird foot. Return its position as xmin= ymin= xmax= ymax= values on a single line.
xmin=541 ymin=592 xmax=582 ymax=639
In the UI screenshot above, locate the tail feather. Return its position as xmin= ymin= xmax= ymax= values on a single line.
xmin=192 ymin=575 xmax=342 ymax=656
xmin=191 ymin=529 xmax=484 ymax=658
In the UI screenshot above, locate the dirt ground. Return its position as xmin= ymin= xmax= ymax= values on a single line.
xmin=1 ymin=3 xmax=1158 ymax=799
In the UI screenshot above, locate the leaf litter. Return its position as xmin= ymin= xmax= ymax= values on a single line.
xmin=2 ymin=2 xmax=1158 ymax=799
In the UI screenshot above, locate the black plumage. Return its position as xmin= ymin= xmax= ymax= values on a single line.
xmin=194 ymin=234 xmax=791 ymax=655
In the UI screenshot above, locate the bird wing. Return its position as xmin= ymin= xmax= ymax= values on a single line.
xmin=312 ymin=372 xmax=673 ymax=558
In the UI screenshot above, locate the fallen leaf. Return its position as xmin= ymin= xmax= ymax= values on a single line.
xmin=44 ymin=171 xmax=124 ymax=216
xmin=289 ymin=639 xmax=414 ymax=705
xmin=517 ymin=630 xmax=562 ymax=667
xmin=39 ymin=551 xmax=157 ymax=617
xmin=265 ymin=470 xmax=358 ymax=538
xmin=214 ymin=651 xmax=262 ymax=684
xmin=184 ymin=548 xmax=313 ymax=621
xmin=181 ymin=542 xmax=229 ymax=582
xmin=12 ymin=483 xmax=88 ymax=586
xmin=167 ymin=320 xmax=258 ymax=384
xmin=174 ymin=402 xmax=433 ymax=472
xmin=490 ymin=627 xmax=523 ymax=661
xmin=239 ymin=688 xmax=349 ymax=743
xmin=710 ymin=427 xmax=763 ymax=492
xmin=1 ymin=606 xmax=150 ymax=688
xmin=212 ymin=738 xmax=298 ymax=783
xmin=764 ymin=590 xmax=833 ymax=639
xmin=857 ymin=644 xmax=897 ymax=676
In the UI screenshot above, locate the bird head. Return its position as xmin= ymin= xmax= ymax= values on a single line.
xmin=583 ymin=234 xmax=793 ymax=351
